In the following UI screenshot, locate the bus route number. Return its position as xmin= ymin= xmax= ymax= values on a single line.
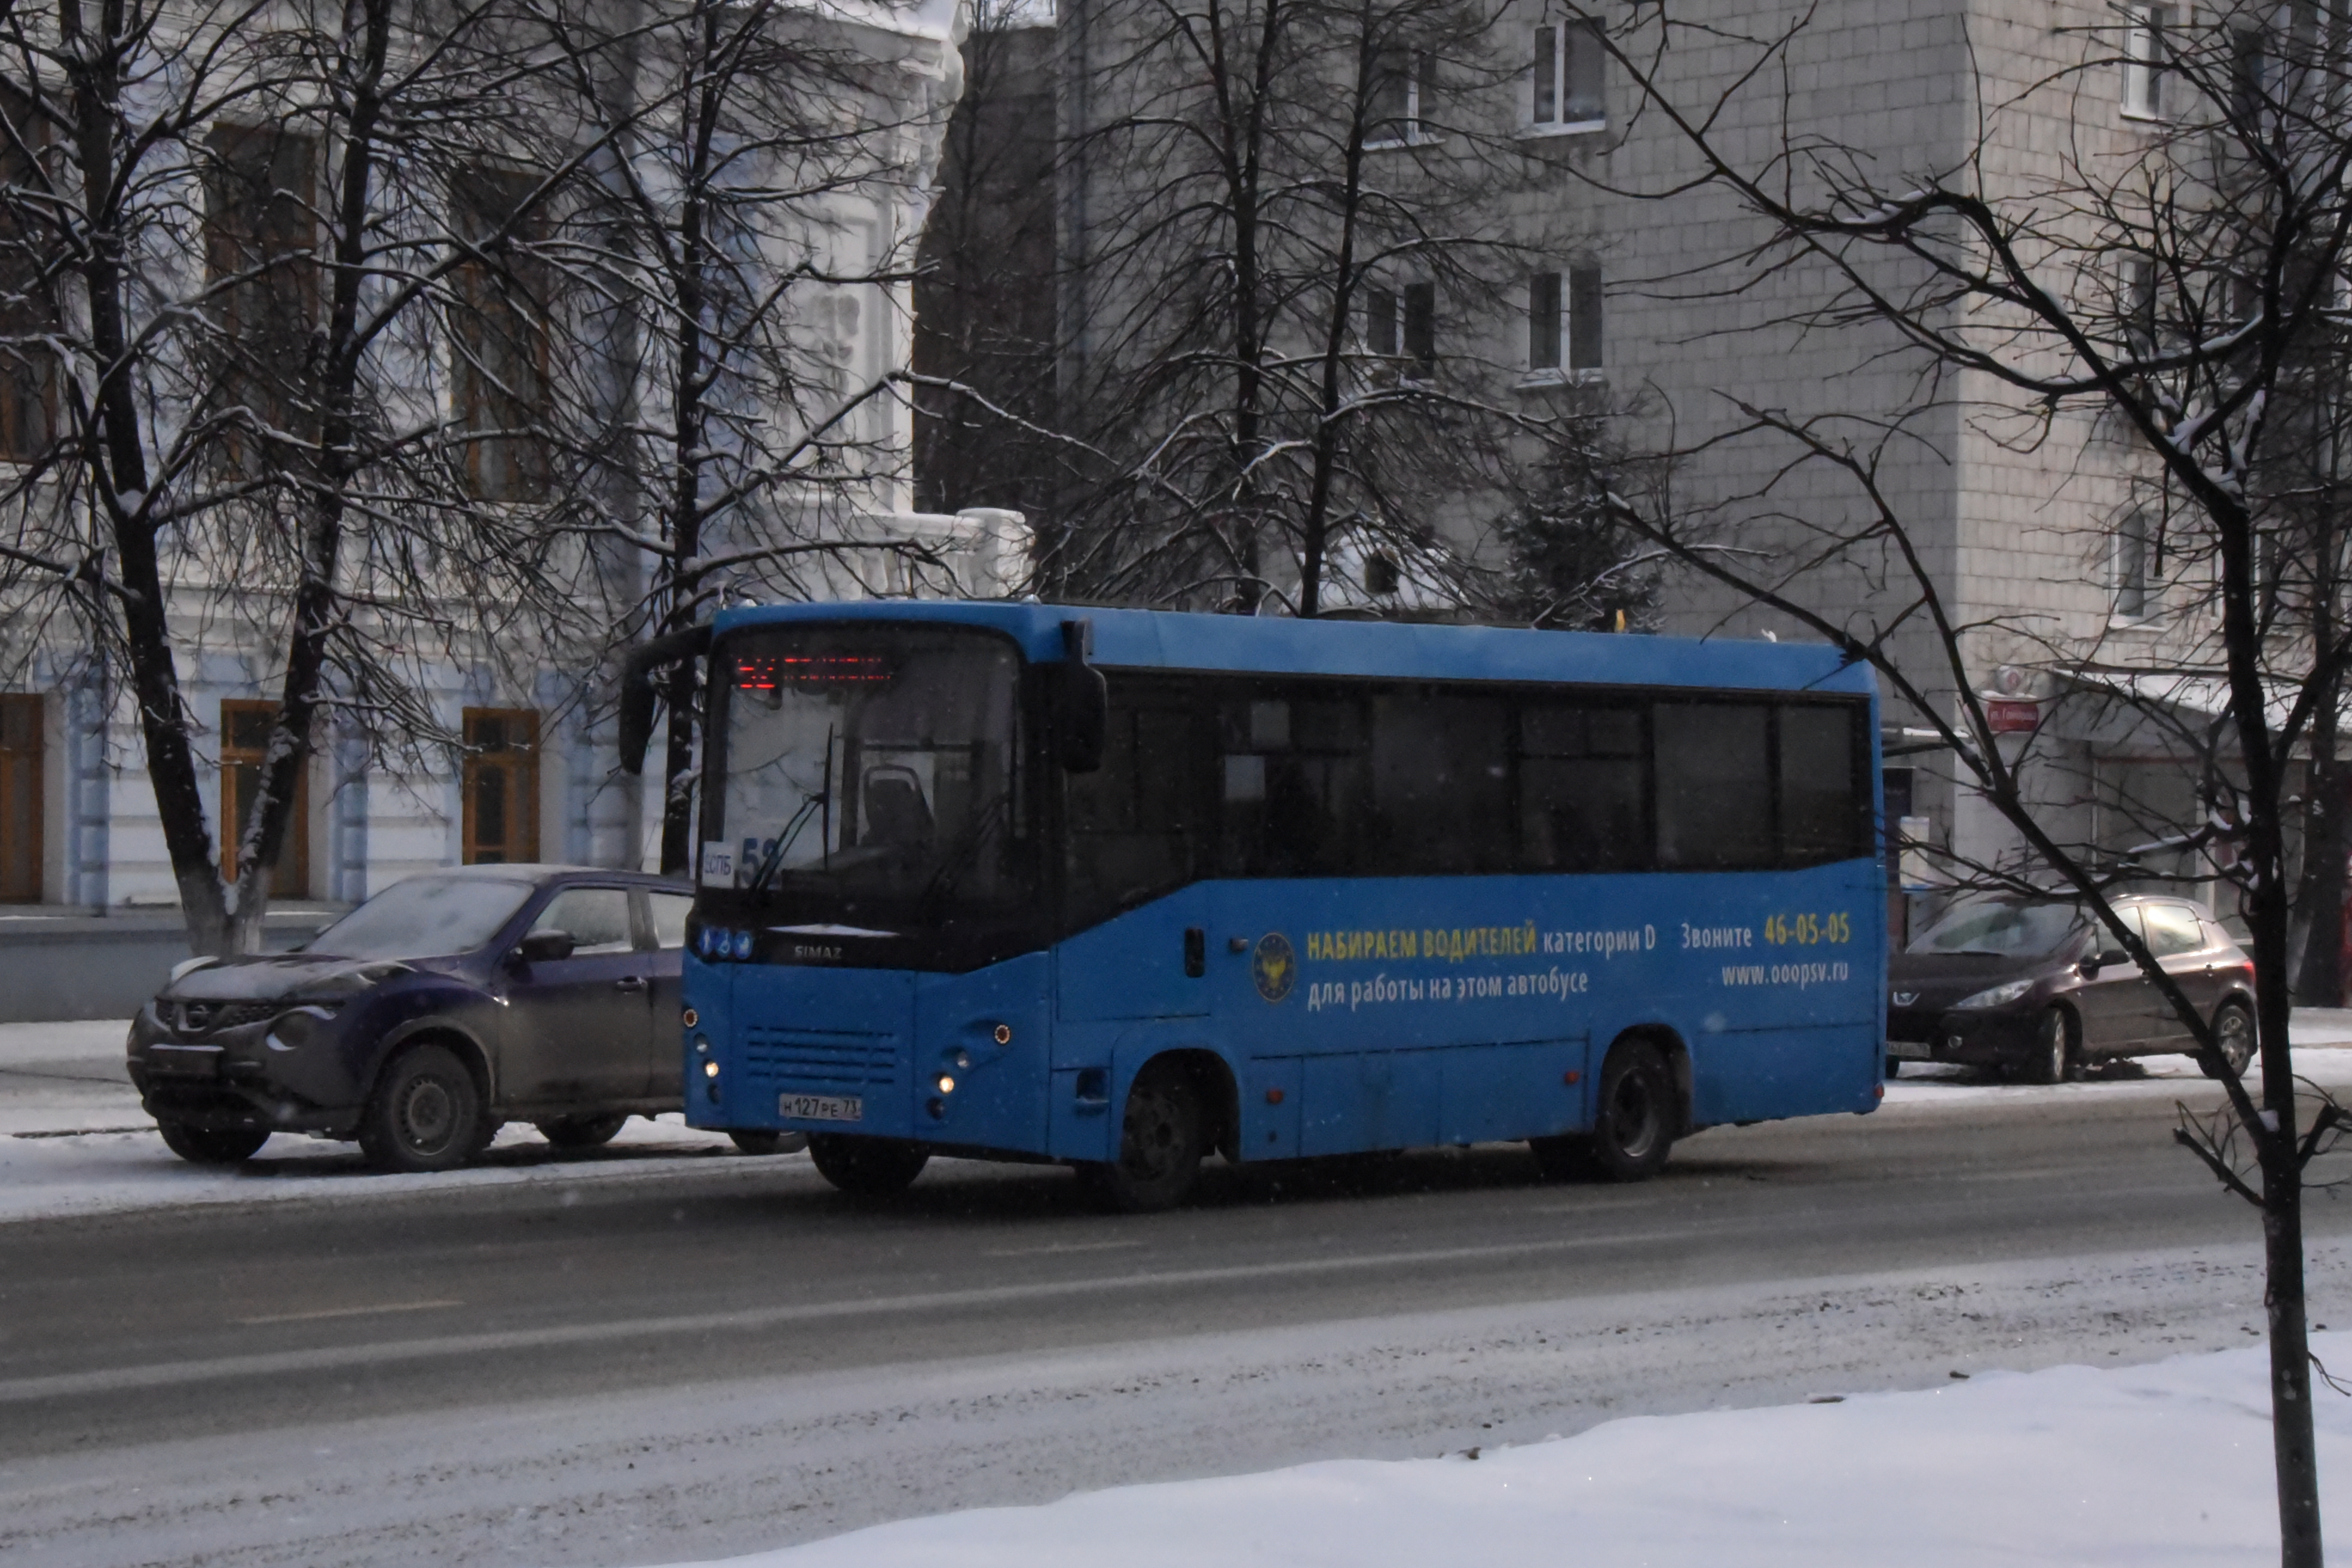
xmin=1762 ymin=912 xmax=1850 ymax=946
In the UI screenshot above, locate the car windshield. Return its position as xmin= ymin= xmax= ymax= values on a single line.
xmin=1906 ymin=900 xmax=2083 ymax=958
xmin=710 ymin=624 xmax=1031 ymax=918
xmin=307 ymin=874 xmax=537 ymax=959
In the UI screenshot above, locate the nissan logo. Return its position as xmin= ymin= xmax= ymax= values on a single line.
xmin=183 ymin=1002 xmax=212 ymax=1031
xmin=1891 ymin=991 xmax=1918 ymax=1007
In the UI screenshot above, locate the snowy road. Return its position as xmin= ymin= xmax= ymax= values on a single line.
xmin=8 ymin=1020 xmax=2352 ymax=1567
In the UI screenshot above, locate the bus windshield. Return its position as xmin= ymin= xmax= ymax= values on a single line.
xmin=710 ymin=625 xmax=1029 ymax=920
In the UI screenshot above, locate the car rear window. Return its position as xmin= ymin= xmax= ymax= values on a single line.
xmin=2142 ymin=904 xmax=2206 ymax=958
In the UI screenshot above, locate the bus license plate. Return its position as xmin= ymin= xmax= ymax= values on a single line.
xmin=780 ymin=1093 xmax=862 ymax=1122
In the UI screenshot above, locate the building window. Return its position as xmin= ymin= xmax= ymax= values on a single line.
xmin=1531 ymin=20 xmax=1604 ymax=128
xmin=2115 ymin=509 xmax=2159 ymax=619
xmin=1369 ymin=282 xmax=1437 ymax=376
xmin=2124 ymin=255 xmax=2159 ymax=357
xmin=0 ymin=83 xmax=54 ymax=461
xmin=219 ymin=700 xmax=308 ymax=898
xmin=1530 ymin=264 xmax=1604 ymax=376
xmin=462 ymin=708 xmax=539 ymax=864
xmin=2122 ymin=5 xmax=2167 ymax=119
xmin=2231 ymin=24 xmax=2270 ymax=123
xmin=204 ymin=126 xmax=317 ymax=471
xmin=452 ymin=168 xmax=552 ymax=502
xmin=0 ymin=693 xmax=38 ymax=903
xmin=1367 ymin=48 xmax=1430 ymax=146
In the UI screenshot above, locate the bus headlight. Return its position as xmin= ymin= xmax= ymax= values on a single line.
xmin=703 ymin=1059 xmax=721 ymax=1079
xmin=936 ymin=1074 xmax=956 ymax=1094
xmin=694 ymin=1034 xmax=711 ymax=1055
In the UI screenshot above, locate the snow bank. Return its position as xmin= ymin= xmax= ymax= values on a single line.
xmin=665 ymin=1335 xmax=2352 ymax=1568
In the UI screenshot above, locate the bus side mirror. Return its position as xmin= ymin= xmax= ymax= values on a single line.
xmin=616 ymin=625 xmax=713 ymax=775
xmin=1055 ymin=618 xmax=1107 ymax=773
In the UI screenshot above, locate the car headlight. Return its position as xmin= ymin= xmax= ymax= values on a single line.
xmin=1952 ymin=978 xmax=2035 ymax=1010
xmin=264 ymin=1003 xmax=342 ymax=1052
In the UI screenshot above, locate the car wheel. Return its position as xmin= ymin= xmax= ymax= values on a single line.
xmin=535 ymin=1114 xmax=627 ymax=1150
xmin=1587 ymin=1039 xmax=1677 ymax=1181
xmin=1079 ymin=1059 xmax=1207 ymax=1212
xmin=807 ymin=1134 xmax=929 ymax=1195
xmin=156 ymin=1120 xmax=269 ymax=1165
xmin=359 ymin=1043 xmax=485 ymax=1174
xmin=2026 ymin=1007 xmax=2078 ymax=1086
xmin=728 ymin=1129 xmax=808 ymax=1156
xmin=2203 ymin=1002 xmax=2256 ymax=1080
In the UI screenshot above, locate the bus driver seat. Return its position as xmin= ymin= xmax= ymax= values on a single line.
xmin=862 ymin=766 xmax=935 ymax=847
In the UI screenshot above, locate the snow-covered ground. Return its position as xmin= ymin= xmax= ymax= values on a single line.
xmin=8 ymin=1012 xmax=2352 ymax=1225
xmin=675 ymin=1333 xmax=2352 ymax=1568
xmin=0 ymin=1018 xmax=801 ymax=1222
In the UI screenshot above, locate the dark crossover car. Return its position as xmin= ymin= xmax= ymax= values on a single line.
xmin=1886 ymin=893 xmax=2256 ymax=1083
xmin=127 ymin=865 xmax=792 ymax=1172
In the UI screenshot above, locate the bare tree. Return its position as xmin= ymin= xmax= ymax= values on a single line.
xmin=1043 ymin=0 xmax=1657 ymax=617
xmin=547 ymin=0 xmax=958 ymax=874
xmin=0 ymin=0 xmax=632 ymax=952
xmin=1570 ymin=1 xmax=2352 ymax=1557
xmin=912 ymin=0 xmax=1061 ymax=520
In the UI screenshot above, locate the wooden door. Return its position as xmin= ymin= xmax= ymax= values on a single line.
xmin=0 ymin=694 xmax=38 ymax=902
xmin=462 ymin=708 xmax=539 ymax=864
xmin=219 ymin=700 xmax=308 ymax=898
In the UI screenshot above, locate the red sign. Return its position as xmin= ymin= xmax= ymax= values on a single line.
xmin=1986 ymin=699 xmax=2041 ymax=734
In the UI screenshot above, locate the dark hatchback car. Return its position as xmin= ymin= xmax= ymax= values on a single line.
xmin=1886 ymin=894 xmax=2256 ymax=1083
xmin=127 ymin=865 xmax=751 ymax=1172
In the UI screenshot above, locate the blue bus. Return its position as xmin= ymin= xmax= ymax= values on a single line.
xmin=619 ymin=602 xmax=1886 ymax=1211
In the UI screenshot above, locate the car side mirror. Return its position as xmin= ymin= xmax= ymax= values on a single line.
xmin=514 ymin=930 xmax=575 ymax=965
xmin=1054 ymin=617 xmax=1107 ymax=774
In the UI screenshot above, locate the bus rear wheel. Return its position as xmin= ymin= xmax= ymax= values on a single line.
xmin=1588 ymin=1039 xmax=1677 ymax=1182
xmin=807 ymin=1134 xmax=928 ymax=1195
xmin=1080 ymin=1060 xmax=1205 ymax=1213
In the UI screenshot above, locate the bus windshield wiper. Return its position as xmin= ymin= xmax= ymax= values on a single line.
xmin=744 ymin=790 xmax=826 ymax=902
xmin=915 ymin=789 xmax=1012 ymax=917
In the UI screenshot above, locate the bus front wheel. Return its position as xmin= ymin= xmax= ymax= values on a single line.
xmin=808 ymin=1134 xmax=929 ymax=1195
xmin=1079 ymin=1061 xmax=1205 ymax=1213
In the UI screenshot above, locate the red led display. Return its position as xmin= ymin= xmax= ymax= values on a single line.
xmin=735 ymin=653 xmax=896 ymax=690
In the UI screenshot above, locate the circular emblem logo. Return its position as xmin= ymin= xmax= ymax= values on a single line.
xmin=1251 ymin=932 xmax=1296 ymax=1004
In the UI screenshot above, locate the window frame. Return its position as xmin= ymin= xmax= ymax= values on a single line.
xmin=218 ymin=698 xmax=309 ymax=898
xmin=0 ymin=691 xmax=39 ymax=903
xmin=2122 ymin=4 xmax=2169 ymax=121
xmin=1526 ymin=17 xmax=1607 ymax=136
xmin=1365 ymin=48 xmax=1434 ymax=148
xmin=450 ymin=165 xmax=555 ymax=503
xmin=2114 ymin=507 xmax=2160 ymax=621
xmin=1523 ymin=262 xmax=1604 ymax=385
xmin=461 ymin=706 xmax=541 ymax=865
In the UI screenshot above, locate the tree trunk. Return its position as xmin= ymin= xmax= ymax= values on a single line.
xmin=66 ymin=0 xmax=232 ymax=952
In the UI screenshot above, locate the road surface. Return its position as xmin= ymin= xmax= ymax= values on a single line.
xmin=7 ymin=1061 xmax=2352 ymax=1567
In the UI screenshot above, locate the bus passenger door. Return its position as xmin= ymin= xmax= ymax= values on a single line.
xmin=1055 ymin=886 xmax=1212 ymax=1023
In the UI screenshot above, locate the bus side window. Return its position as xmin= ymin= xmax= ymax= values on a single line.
xmin=1654 ymin=702 xmax=1774 ymax=869
xmin=1518 ymin=702 xmax=1650 ymax=872
xmin=1065 ymin=694 xmax=1208 ymax=927
xmin=1777 ymin=703 xmax=1868 ymax=865
xmin=1217 ymin=685 xmax=1367 ymax=877
xmin=1366 ymin=691 xmax=1511 ymax=875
